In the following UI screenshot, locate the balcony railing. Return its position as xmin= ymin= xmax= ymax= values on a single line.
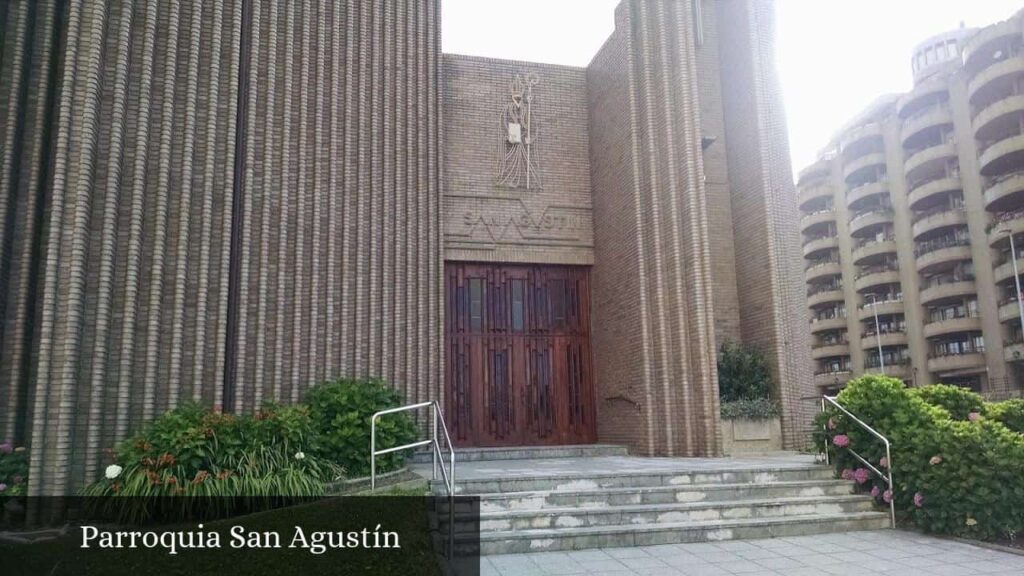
xmin=859 ymin=294 xmax=902 ymax=309
xmin=901 ymin=101 xmax=950 ymax=129
xmin=853 ymin=234 xmax=896 ymax=249
xmin=805 ymin=257 xmax=840 ymax=271
xmin=808 ymin=283 xmax=843 ymax=296
xmin=983 ymin=169 xmax=1024 ymax=193
xmin=911 ymin=204 xmax=964 ymax=224
xmin=914 ymin=235 xmax=970 ymax=257
xmin=855 ymin=263 xmax=899 ymax=279
xmin=921 ymin=274 xmax=975 ymax=290
xmin=849 ymin=208 xmax=893 ymax=225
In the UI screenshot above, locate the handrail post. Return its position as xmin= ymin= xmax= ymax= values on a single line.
xmin=821 ymin=396 xmax=829 ymax=465
xmin=431 ymin=405 xmax=438 ymax=481
xmin=370 ymin=414 xmax=377 ymax=492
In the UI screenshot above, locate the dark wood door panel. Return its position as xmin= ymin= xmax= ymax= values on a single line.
xmin=445 ymin=263 xmax=596 ymax=447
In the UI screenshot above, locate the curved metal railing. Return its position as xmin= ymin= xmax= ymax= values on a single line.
xmin=821 ymin=395 xmax=896 ymax=529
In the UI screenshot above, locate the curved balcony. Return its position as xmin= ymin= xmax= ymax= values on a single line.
xmin=852 ymin=240 xmax=897 ymax=266
xmin=839 ymin=123 xmax=883 ymax=159
xmin=898 ymin=76 xmax=949 ymax=118
xmin=923 ymin=316 xmax=982 ymax=339
xmin=998 ymin=299 xmax=1024 ymax=323
xmin=974 ymin=94 xmax=1024 ymax=143
xmin=861 ymin=332 xmax=907 ymax=349
xmin=928 ymin=352 xmax=986 ymax=375
xmin=994 ymin=256 xmax=1024 ymax=283
xmin=988 ymin=210 xmax=1024 ymax=246
xmin=967 ymin=53 xmax=1024 ymax=104
xmin=803 ymin=236 xmax=839 ymax=258
xmin=1004 ymin=342 xmax=1024 ymax=363
xmin=849 ymin=210 xmax=893 ymax=237
xmin=810 ymin=316 xmax=848 ymax=334
xmin=984 ymin=171 xmax=1024 ymax=211
xmin=807 ymin=289 xmax=845 ymax=309
xmin=864 ymin=364 xmax=909 ymax=380
xmin=814 ymin=370 xmax=852 ymax=389
xmin=915 ymin=245 xmax=972 ymax=273
xmin=920 ymin=280 xmax=977 ymax=306
xmin=846 ymin=180 xmax=889 ymax=209
xmin=901 ymin=105 xmax=953 ymax=147
xmin=800 ymin=210 xmax=836 ymax=234
xmin=854 ymin=269 xmax=900 ymax=293
xmin=798 ymin=158 xmax=832 ymax=186
xmin=912 ymin=209 xmax=968 ymax=240
xmin=979 ymin=133 xmax=1024 ymax=177
xmin=806 ymin=261 xmax=842 ymax=282
xmin=843 ymin=152 xmax=887 ymax=184
xmin=812 ymin=343 xmax=851 ymax=360
xmin=908 ymin=176 xmax=962 ymax=211
xmin=857 ymin=299 xmax=904 ymax=320
xmin=904 ymin=142 xmax=958 ymax=182
xmin=798 ymin=182 xmax=833 ymax=210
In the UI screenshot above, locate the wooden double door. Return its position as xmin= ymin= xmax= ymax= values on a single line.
xmin=445 ymin=263 xmax=596 ymax=447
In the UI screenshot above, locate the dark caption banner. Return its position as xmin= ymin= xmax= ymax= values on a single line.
xmin=0 ymin=496 xmax=480 ymax=576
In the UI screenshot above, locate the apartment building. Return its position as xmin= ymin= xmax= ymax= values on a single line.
xmin=800 ymin=10 xmax=1024 ymax=397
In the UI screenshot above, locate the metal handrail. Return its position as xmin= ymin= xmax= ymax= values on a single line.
xmin=821 ymin=395 xmax=896 ymax=529
xmin=370 ymin=400 xmax=456 ymax=557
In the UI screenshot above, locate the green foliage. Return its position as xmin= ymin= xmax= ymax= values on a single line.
xmin=82 ymin=402 xmax=341 ymax=522
xmin=304 ymin=379 xmax=417 ymax=476
xmin=717 ymin=340 xmax=774 ymax=402
xmin=818 ymin=375 xmax=1024 ymax=541
xmin=0 ymin=440 xmax=29 ymax=500
xmin=988 ymin=399 xmax=1024 ymax=434
xmin=720 ymin=398 xmax=779 ymax=420
xmin=910 ymin=384 xmax=986 ymax=420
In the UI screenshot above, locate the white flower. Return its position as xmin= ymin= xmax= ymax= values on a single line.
xmin=294 ymin=451 xmax=305 ymax=460
xmin=105 ymin=464 xmax=123 ymax=480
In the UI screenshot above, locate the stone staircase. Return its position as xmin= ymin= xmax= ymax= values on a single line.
xmin=429 ymin=447 xmax=889 ymax=555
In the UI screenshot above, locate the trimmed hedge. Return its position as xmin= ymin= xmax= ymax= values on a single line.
xmin=816 ymin=375 xmax=1024 ymax=541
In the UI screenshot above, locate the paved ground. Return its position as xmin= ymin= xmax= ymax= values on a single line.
xmin=416 ymin=452 xmax=819 ymax=482
xmin=479 ymin=530 xmax=1023 ymax=575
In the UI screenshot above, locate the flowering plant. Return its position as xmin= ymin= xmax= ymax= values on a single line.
xmin=0 ymin=440 xmax=28 ymax=500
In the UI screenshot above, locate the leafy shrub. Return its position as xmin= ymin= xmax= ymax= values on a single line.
xmin=717 ymin=340 xmax=774 ymax=403
xmin=988 ymin=399 xmax=1024 ymax=434
xmin=0 ymin=440 xmax=29 ymax=500
xmin=817 ymin=375 xmax=1024 ymax=541
xmin=910 ymin=384 xmax=986 ymax=420
xmin=720 ymin=398 xmax=779 ymax=420
xmin=82 ymin=402 xmax=341 ymax=522
xmin=304 ymin=379 xmax=417 ymax=476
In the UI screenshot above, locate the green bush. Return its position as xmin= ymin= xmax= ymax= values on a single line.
xmin=989 ymin=399 xmax=1024 ymax=434
xmin=817 ymin=375 xmax=1024 ymax=541
xmin=0 ymin=440 xmax=29 ymax=500
xmin=910 ymin=384 xmax=986 ymax=420
xmin=717 ymin=340 xmax=774 ymax=404
xmin=304 ymin=379 xmax=417 ymax=476
xmin=720 ymin=398 xmax=779 ymax=420
xmin=82 ymin=402 xmax=341 ymax=522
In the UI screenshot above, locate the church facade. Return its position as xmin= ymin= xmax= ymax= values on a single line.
xmin=0 ymin=0 xmax=812 ymax=495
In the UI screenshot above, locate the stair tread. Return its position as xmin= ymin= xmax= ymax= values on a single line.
xmin=463 ymin=478 xmax=850 ymax=499
xmin=467 ymin=511 xmax=889 ymax=541
xmin=475 ymin=494 xmax=871 ymax=518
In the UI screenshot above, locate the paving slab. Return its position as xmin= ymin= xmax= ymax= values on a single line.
xmin=479 ymin=530 xmax=1024 ymax=576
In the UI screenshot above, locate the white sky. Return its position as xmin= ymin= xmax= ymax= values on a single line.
xmin=442 ymin=0 xmax=1023 ymax=180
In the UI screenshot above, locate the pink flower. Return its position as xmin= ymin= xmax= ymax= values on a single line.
xmin=12 ymin=475 xmax=22 ymax=485
xmin=0 ymin=483 xmax=6 ymax=492
xmin=871 ymin=486 xmax=880 ymax=497
xmin=883 ymin=490 xmax=893 ymax=504
xmin=914 ymin=492 xmax=924 ymax=508
xmin=854 ymin=468 xmax=870 ymax=484
xmin=968 ymin=412 xmax=980 ymax=422
xmin=841 ymin=468 xmax=854 ymax=480
xmin=879 ymin=457 xmax=889 ymax=469
xmin=827 ymin=418 xmax=837 ymax=430
xmin=0 ymin=442 xmax=11 ymax=454
xmin=929 ymin=455 xmax=943 ymax=466
xmin=832 ymin=434 xmax=850 ymax=448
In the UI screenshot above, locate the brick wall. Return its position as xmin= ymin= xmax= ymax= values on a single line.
xmin=442 ymin=55 xmax=594 ymax=266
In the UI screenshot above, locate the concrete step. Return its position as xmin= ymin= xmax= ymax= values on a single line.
xmin=461 ymin=511 xmax=892 ymax=554
xmin=412 ymin=444 xmax=628 ymax=464
xmin=456 ymin=495 xmax=877 ymax=533
xmin=469 ymin=479 xmax=855 ymax=512
xmin=441 ymin=465 xmax=835 ymax=495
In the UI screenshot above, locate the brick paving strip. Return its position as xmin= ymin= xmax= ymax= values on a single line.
xmin=481 ymin=530 xmax=1024 ymax=576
